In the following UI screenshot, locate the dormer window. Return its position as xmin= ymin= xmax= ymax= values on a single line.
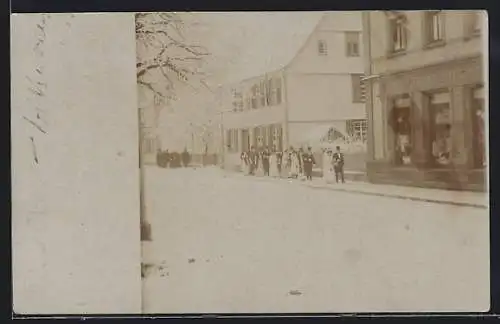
xmin=345 ymin=32 xmax=360 ymax=57
xmin=318 ymin=40 xmax=328 ymax=56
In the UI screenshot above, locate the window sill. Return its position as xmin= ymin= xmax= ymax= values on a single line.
xmin=464 ymin=32 xmax=481 ymax=42
xmin=386 ymin=50 xmax=407 ymax=59
xmin=423 ymin=40 xmax=446 ymax=50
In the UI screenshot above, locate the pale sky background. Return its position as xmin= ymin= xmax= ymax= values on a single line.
xmin=157 ymin=12 xmax=324 ymax=151
xmin=190 ymin=12 xmax=323 ymax=86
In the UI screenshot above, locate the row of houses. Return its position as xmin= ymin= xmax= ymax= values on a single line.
xmin=139 ymin=11 xmax=487 ymax=192
xmin=217 ymin=12 xmax=369 ymax=172
xmin=216 ymin=11 xmax=486 ymax=191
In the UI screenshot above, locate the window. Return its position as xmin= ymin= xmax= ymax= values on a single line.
xmin=271 ymin=124 xmax=283 ymax=152
xmin=259 ymin=81 xmax=267 ymax=107
xmin=265 ymin=78 xmax=273 ymax=106
xmin=425 ymin=11 xmax=445 ymax=44
xmin=232 ymin=89 xmax=244 ymax=111
xmin=317 ymin=40 xmax=328 ymax=56
xmin=153 ymin=94 xmax=163 ymax=106
xmin=389 ymin=16 xmax=407 ymax=52
xmin=253 ymin=127 xmax=264 ymax=148
xmin=428 ymin=92 xmax=452 ymax=166
xmin=226 ymin=129 xmax=239 ymax=153
xmin=347 ymin=119 xmax=368 ymax=142
xmin=274 ymin=77 xmax=282 ymax=105
xmin=263 ymin=125 xmax=271 ymax=148
xmin=245 ymin=93 xmax=252 ymax=110
xmin=472 ymin=85 xmax=486 ymax=168
xmin=265 ymin=77 xmax=282 ymax=106
xmin=142 ymin=137 xmax=156 ymax=154
xmin=241 ymin=129 xmax=250 ymax=152
xmin=391 ymin=95 xmax=412 ymax=165
xmin=345 ymin=32 xmax=360 ymax=57
xmin=251 ymin=85 xmax=259 ymax=109
xmin=351 ymin=74 xmax=365 ymax=103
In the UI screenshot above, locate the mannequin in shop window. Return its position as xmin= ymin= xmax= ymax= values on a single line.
xmin=395 ymin=114 xmax=412 ymax=165
xmin=432 ymin=124 xmax=452 ymax=166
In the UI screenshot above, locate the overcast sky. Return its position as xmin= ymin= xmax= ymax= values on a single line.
xmin=185 ymin=12 xmax=323 ymax=86
xmin=159 ymin=12 xmax=323 ymax=150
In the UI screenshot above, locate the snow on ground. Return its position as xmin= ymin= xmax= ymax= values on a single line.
xmin=142 ymin=166 xmax=489 ymax=314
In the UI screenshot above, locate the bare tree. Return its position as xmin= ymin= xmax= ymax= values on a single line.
xmin=136 ymin=12 xmax=212 ymax=242
xmin=135 ymin=12 xmax=211 ymax=102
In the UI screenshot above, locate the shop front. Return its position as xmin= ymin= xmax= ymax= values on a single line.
xmin=367 ymin=56 xmax=486 ymax=191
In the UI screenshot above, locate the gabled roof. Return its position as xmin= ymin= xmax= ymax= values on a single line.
xmin=198 ymin=12 xmax=325 ymax=87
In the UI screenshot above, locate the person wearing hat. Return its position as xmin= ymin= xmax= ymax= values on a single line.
xmin=261 ymin=146 xmax=271 ymax=176
xmin=248 ymin=146 xmax=258 ymax=175
xmin=332 ymin=145 xmax=345 ymax=183
xmin=302 ymin=146 xmax=316 ymax=181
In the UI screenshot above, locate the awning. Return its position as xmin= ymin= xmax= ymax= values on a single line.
xmin=298 ymin=125 xmax=347 ymax=145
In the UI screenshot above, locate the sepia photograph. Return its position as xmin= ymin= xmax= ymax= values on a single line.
xmin=11 ymin=10 xmax=489 ymax=315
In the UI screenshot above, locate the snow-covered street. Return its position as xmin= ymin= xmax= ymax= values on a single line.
xmin=142 ymin=166 xmax=489 ymax=314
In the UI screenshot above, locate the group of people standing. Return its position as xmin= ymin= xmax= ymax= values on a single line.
xmin=239 ymin=145 xmax=345 ymax=183
xmin=156 ymin=148 xmax=191 ymax=168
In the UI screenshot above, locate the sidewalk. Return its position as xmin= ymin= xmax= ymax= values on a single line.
xmin=228 ymin=170 xmax=488 ymax=209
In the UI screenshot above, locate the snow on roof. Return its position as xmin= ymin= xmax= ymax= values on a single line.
xmin=194 ymin=12 xmax=325 ymax=86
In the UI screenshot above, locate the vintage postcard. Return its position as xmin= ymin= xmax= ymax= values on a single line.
xmin=11 ymin=11 xmax=489 ymax=315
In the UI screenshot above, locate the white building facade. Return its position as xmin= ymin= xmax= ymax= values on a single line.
xmin=219 ymin=12 xmax=367 ymax=171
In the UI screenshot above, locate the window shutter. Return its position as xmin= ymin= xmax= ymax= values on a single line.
xmin=360 ymin=77 xmax=366 ymax=103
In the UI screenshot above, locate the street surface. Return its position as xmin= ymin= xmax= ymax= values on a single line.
xmin=142 ymin=166 xmax=489 ymax=313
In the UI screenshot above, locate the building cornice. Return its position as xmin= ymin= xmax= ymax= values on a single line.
xmin=376 ymin=54 xmax=483 ymax=80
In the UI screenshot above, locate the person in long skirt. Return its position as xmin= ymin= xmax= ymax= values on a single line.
xmin=269 ymin=147 xmax=278 ymax=177
xmin=323 ymin=149 xmax=334 ymax=183
xmin=297 ymin=148 xmax=305 ymax=180
xmin=240 ymin=151 xmax=249 ymax=175
xmin=282 ymin=149 xmax=289 ymax=178
xmin=289 ymin=147 xmax=300 ymax=179
xmin=275 ymin=148 xmax=283 ymax=178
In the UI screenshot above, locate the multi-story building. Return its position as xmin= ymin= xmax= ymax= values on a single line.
xmin=362 ymin=10 xmax=487 ymax=191
xmin=219 ymin=12 xmax=367 ymax=171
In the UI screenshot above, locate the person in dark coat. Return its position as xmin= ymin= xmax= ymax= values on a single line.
xmin=332 ymin=146 xmax=345 ymax=183
xmin=164 ymin=150 xmax=171 ymax=168
xmin=156 ymin=148 xmax=163 ymax=167
xmin=170 ymin=151 xmax=181 ymax=168
xmin=261 ymin=146 xmax=271 ymax=176
xmin=181 ymin=148 xmax=190 ymax=167
xmin=248 ymin=146 xmax=258 ymax=175
xmin=302 ymin=146 xmax=316 ymax=181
